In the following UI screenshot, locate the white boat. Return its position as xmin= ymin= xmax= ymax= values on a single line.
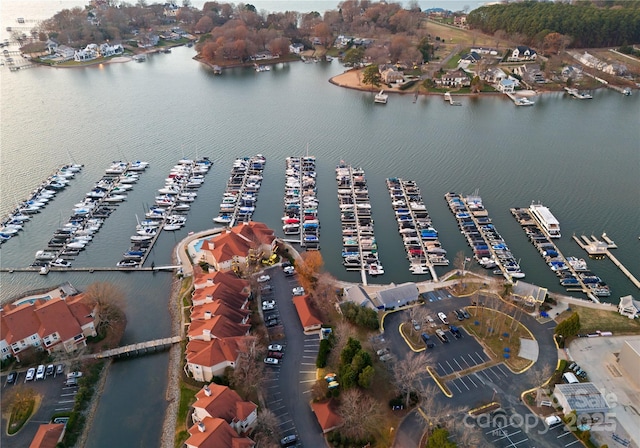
xmin=529 ymin=203 xmax=561 ymax=238
xmin=213 ymin=215 xmax=232 ymax=224
xmin=105 ymin=162 xmax=128 ymax=174
xmin=35 ymin=250 xmax=57 ymax=260
xmin=514 ymin=97 xmax=535 ymax=106
xmin=137 ymin=227 xmax=157 ymax=236
xmin=50 ymin=258 xmax=71 ymax=268
xmin=374 ymin=90 xmax=388 ymax=104
xmin=163 ymin=222 xmax=184 ymax=231
xmin=104 ymin=194 xmax=127 ymax=202
xmin=131 ymin=234 xmax=154 ymax=242
xmin=367 ymin=262 xmax=385 ymax=276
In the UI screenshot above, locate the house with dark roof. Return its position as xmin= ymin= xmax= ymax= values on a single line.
xmin=0 ymin=295 xmax=96 ymax=361
xmin=509 ymin=46 xmax=537 ymax=62
xmin=375 ymin=283 xmax=420 ymax=310
xmin=436 ymin=68 xmax=471 ymax=88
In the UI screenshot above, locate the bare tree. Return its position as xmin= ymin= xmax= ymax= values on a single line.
xmin=328 ymin=321 xmax=357 ymax=367
xmin=408 ymin=305 xmax=429 ymax=333
xmin=392 ymin=351 xmax=429 ymax=408
xmin=338 ymin=389 xmax=384 ymax=440
xmin=252 ymin=408 xmax=281 ymax=448
xmin=83 ymin=282 xmax=126 ymax=336
xmin=230 ymin=337 xmax=264 ymax=397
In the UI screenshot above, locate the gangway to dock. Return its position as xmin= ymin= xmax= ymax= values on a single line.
xmin=85 ymin=335 xmax=182 ymax=360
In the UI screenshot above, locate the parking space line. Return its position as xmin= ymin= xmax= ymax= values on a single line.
xmin=557 ymin=432 xmax=571 ymax=438
xmin=300 ymin=362 xmax=315 ymax=366
xmin=458 ymin=377 xmax=470 ymax=390
xmin=446 ymin=360 xmax=456 ymax=373
xmin=466 ymin=375 xmax=477 ymax=387
xmin=482 ymin=371 xmax=493 ymax=382
xmin=55 ymin=407 xmax=73 ymax=411
xmin=303 ymin=389 xmax=312 ymax=394
xmin=437 ymin=362 xmax=448 ymax=375
xmin=270 ymin=398 xmax=283 ymax=404
xmin=474 ymin=352 xmax=486 ymax=364
xmin=61 ymin=393 xmax=76 ymax=397
xmin=303 ymin=350 xmax=317 ymax=353
xmin=474 ymin=373 xmax=486 ymax=385
xmin=462 ymin=356 xmax=472 ymax=368
xmin=299 ymin=379 xmax=316 ymax=383
xmin=564 ymin=440 xmax=581 ymax=446
xmin=512 ymin=438 xmax=529 ymax=446
xmin=300 ymin=370 xmax=316 ymax=374
xmin=489 ymin=368 xmax=501 ymax=380
xmin=279 ymin=419 xmax=293 ymax=426
xmin=454 ymin=359 xmax=463 ymax=370
xmin=58 ymin=400 xmax=75 ymax=404
xmin=497 ymin=364 xmax=509 ymax=377
xmin=467 ymin=354 xmax=479 ymax=365
xmin=450 ymin=381 xmax=462 ymax=393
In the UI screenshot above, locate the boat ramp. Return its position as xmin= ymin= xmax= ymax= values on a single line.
xmin=281 ymin=155 xmax=320 ymax=249
xmin=386 ymin=178 xmax=448 ymax=279
xmin=336 ymin=163 xmax=382 ymax=285
xmin=445 ymin=192 xmax=525 ymax=280
xmin=511 ymin=207 xmax=606 ymax=302
xmin=572 ymin=233 xmax=640 ymax=290
xmin=213 ymin=155 xmax=266 ymax=227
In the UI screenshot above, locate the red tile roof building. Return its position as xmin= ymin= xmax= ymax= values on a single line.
xmin=185 ymin=417 xmax=255 ymax=448
xmin=311 ymin=400 xmax=343 ymax=434
xmin=186 ymin=337 xmax=249 ymax=382
xmin=192 ymin=383 xmax=258 ymax=434
xmin=292 ymin=294 xmax=323 ymax=333
xmin=29 ymin=423 xmax=65 ymax=448
xmin=1 ymin=294 xmax=97 ymax=361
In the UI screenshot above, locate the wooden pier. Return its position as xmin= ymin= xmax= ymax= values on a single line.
xmin=0 ymin=265 xmax=180 ymax=274
xmin=573 ymin=233 xmax=640 ymax=289
xmin=85 ymin=336 xmax=182 ymax=360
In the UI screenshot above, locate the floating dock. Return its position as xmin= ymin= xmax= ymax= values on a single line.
xmin=446 ymin=192 xmax=525 ymax=280
xmin=572 ymin=233 xmax=639 ymax=290
xmin=213 ymin=155 xmax=266 ymax=227
xmin=564 ymin=87 xmax=593 ymax=99
xmin=282 ymin=155 xmax=320 ymax=249
xmin=386 ymin=178 xmax=447 ymax=279
xmin=336 ymin=163 xmax=382 ymax=285
xmin=511 ymin=207 xmax=603 ymax=302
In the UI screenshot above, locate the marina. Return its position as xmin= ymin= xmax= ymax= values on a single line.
xmin=213 ymin=155 xmax=266 ymax=227
xmin=445 ymin=192 xmax=525 ymax=280
xmin=123 ymin=158 xmax=211 ymax=268
xmin=281 ymin=155 xmax=320 ymax=250
xmin=1 ymin=164 xmax=83 ymax=244
xmin=31 ymin=161 xmax=149 ymax=270
xmin=385 ymin=178 xmax=448 ymax=279
xmin=336 ymin=162 xmax=383 ymax=284
xmin=511 ymin=206 xmax=606 ymax=301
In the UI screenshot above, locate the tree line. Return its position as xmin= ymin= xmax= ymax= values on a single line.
xmin=467 ymin=1 xmax=640 ymax=48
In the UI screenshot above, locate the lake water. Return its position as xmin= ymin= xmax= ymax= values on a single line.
xmin=1 ymin=5 xmax=639 ymax=446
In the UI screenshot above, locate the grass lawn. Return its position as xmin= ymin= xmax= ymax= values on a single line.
xmin=174 ymin=382 xmax=199 ymax=448
xmin=559 ymin=305 xmax=640 ymax=335
xmin=462 ymin=307 xmax=532 ymax=372
xmin=6 ymin=390 xmax=39 ymax=435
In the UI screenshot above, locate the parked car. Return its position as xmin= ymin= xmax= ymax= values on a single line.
xmin=460 ymin=309 xmax=471 ymax=319
xmin=6 ymin=371 xmax=16 ymax=384
xmin=36 ymin=364 xmax=45 ymax=380
xmin=435 ymin=329 xmax=449 ymax=343
xmin=45 ymin=364 xmax=54 ymax=376
xmin=283 ymin=265 xmax=295 ymax=276
xmin=25 ymin=368 xmax=36 ymax=381
xmin=438 ymin=312 xmax=449 ymax=325
xmin=264 ymin=357 xmax=280 ymax=365
xmin=454 ymin=310 xmax=465 ymax=321
xmin=257 ymin=275 xmax=271 ymax=283
xmin=260 ymin=284 xmax=272 ymax=292
xmin=568 ymin=362 xmax=577 ymax=371
xmin=376 ymin=348 xmax=389 ymax=356
xmin=426 ymin=315 xmax=436 ymax=327
xmin=56 ymin=364 xmax=64 ymax=375
xmin=67 ymin=371 xmax=83 ymax=379
xmin=292 ymin=286 xmax=305 ymax=296
xmin=262 ymin=300 xmax=276 ymax=310
xmin=421 ymin=333 xmax=435 ymax=348
xmin=265 ymin=318 xmax=278 ymax=327
xmin=449 ymin=325 xmax=462 ymax=339
xmin=412 ymin=319 xmax=421 ymax=331
xmin=268 ymin=344 xmax=283 ymax=352
xmin=280 ymin=434 xmax=298 ymax=447
xmin=268 ymin=351 xmax=284 ymax=359
xmin=380 ymin=353 xmax=393 ymax=362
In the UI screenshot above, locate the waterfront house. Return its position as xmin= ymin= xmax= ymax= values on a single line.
xmin=380 ymin=67 xmax=404 ymax=84
xmin=292 ymin=294 xmax=323 ymax=333
xmin=480 ymin=67 xmax=507 ymax=83
xmin=29 ymin=423 xmax=65 ymax=448
xmin=185 ymin=417 xmax=254 ymax=448
xmin=74 ymin=44 xmax=99 ymax=62
xmin=45 ymin=39 xmax=58 ymax=54
xmin=55 ymin=45 xmax=75 ymax=61
xmin=497 ymin=77 xmax=517 ymax=93
xmin=99 ymin=42 xmax=124 ymax=57
xmin=470 ymin=46 xmax=498 ymax=56
xmin=618 ymin=295 xmax=639 ymax=319
xmin=289 ymin=43 xmax=304 ymax=54
xmin=438 ymin=68 xmax=471 ymax=88
xmin=0 ymin=295 xmax=97 ymax=362
xmin=186 ymin=336 xmax=249 ymax=381
xmin=188 ymin=314 xmax=251 ymax=341
xmin=508 ymin=46 xmax=537 ymax=62
xmin=191 ymin=383 xmax=258 ymax=434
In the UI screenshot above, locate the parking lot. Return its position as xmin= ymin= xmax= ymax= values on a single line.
xmin=1 ymin=366 xmax=77 ymax=448
xmin=257 ymin=265 xmax=324 ymax=447
xmin=476 ymin=413 xmax=582 ymax=448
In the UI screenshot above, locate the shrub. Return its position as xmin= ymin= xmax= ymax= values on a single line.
xmin=340 ymin=302 xmax=379 ymax=330
xmin=316 ymin=339 xmax=331 ymax=368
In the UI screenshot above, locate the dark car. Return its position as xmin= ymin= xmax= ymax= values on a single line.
xmin=6 ymin=372 xmax=17 ymax=384
xmin=454 ymin=310 xmax=465 ymax=321
xmin=280 ymin=434 xmax=298 ymax=446
xmin=449 ymin=325 xmax=462 ymax=339
xmin=421 ymin=333 xmax=435 ymax=348
xmin=268 ymin=351 xmax=284 ymax=359
xmin=265 ymin=318 xmax=278 ymax=327
xmin=460 ymin=309 xmax=470 ymax=319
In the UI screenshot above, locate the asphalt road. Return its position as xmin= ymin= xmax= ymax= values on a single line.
xmin=261 ymin=266 xmax=325 ymax=448
xmin=383 ymin=289 xmax=577 ymax=448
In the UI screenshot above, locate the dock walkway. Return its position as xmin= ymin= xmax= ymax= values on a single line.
xmin=573 ymin=233 xmax=639 ymax=290
xmin=85 ymin=335 xmax=183 ymax=360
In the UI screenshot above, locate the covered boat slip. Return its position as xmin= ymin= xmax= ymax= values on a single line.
xmin=385 ymin=178 xmax=448 ymax=279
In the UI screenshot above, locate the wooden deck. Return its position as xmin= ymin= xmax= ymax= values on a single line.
xmin=85 ymin=335 xmax=183 ymax=360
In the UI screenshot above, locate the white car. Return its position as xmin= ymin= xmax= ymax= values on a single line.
xmin=262 ymin=300 xmax=276 ymax=310
xmin=268 ymin=344 xmax=283 ymax=352
xmin=264 ymin=357 xmax=280 ymax=365
xmin=292 ymin=286 xmax=305 ymax=296
xmin=257 ymin=275 xmax=271 ymax=283
xmin=67 ymin=371 xmax=83 ymax=379
xmin=25 ymin=368 xmax=36 ymax=381
xmin=36 ymin=364 xmax=45 ymax=380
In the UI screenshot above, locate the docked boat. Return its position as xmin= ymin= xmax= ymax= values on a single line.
xmin=50 ymin=258 xmax=71 ymax=268
xmin=529 ymin=203 xmax=561 ymax=238
xmin=117 ymin=259 xmax=139 ymax=267
xmin=374 ymin=90 xmax=388 ymax=104
xmin=35 ymin=250 xmax=57 ymax=261
xmin=514 ymin=97 xmax=535 ymax=106
xmin=131 ymin=234 xmax=154 ymax=242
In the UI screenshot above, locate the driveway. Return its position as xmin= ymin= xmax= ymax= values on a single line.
xmin=262 ymin=266 xmax=325 ymax=447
